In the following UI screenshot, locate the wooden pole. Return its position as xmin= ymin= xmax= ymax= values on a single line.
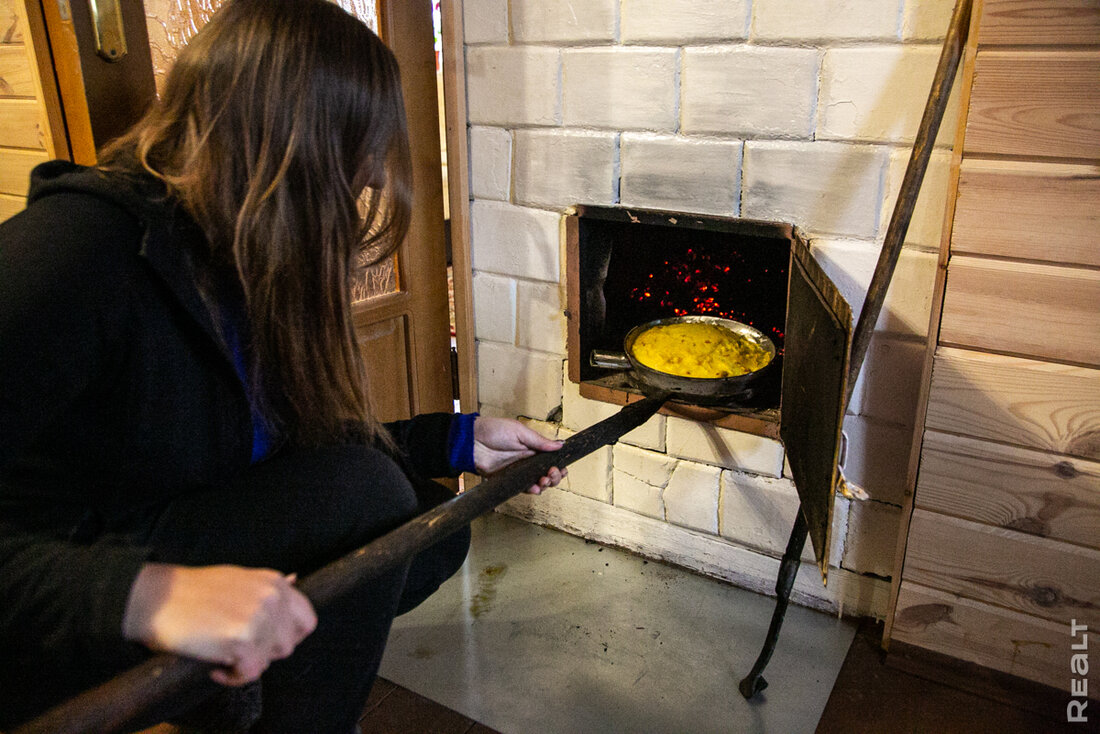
xmin=12 ymin=393 xmax=668 ymax=734
xmin=844 ymin=0 xmax=972 ymax=408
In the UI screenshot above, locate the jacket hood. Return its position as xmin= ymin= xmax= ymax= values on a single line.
xmin=27 ymin=160 xmax=166 ymax=226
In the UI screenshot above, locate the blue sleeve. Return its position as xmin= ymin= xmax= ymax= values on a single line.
xmin=446 ymin=412 xmax=479 ymax=474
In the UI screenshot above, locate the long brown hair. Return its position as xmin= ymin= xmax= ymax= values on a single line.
xmin=100 ymin=0 xmax=412 ymax=446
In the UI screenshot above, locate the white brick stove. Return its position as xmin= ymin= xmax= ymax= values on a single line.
xmin=462 ymin=0 xmax=958 ymax=618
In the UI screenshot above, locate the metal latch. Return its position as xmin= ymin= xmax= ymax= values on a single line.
xmin=88 ymin=0 xmax=127 ymax=61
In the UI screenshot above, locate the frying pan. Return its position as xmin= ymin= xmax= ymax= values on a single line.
xmin=590 ymin=315 xmax=777 ymax=403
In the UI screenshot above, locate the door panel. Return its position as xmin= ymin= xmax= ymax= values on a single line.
xmin=357 ymin=313 xmax=414 ymax=421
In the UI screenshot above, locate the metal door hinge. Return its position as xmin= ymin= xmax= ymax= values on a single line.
xmin=88 ymin=0 xmax=126 ymax=61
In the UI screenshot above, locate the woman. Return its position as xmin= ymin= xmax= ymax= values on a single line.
xmin=0 ymin=0 xmax=563 ymax=730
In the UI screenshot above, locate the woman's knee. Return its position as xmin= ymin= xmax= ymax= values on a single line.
xmin=146 ymin=444 xmax=420 ymax=572
xmin=266 ymin=445 xmax=420 ymax=560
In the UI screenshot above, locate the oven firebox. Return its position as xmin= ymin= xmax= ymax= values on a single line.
xmin=565 ymin=205 xmax=852 ymax=580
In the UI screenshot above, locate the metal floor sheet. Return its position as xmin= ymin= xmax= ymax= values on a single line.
xmin=380 ymin=512 xmax=855 ymax=734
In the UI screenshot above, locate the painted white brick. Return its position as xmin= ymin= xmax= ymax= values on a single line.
xmin=516 ymin=280 xmax=566 ymax=354
xmin=842 ymin=415 xmax=915 ymax=505
xmin=614 ymin=443 xmax=677 ymax=487
xmin=819 ymin=46 xmax=960 ymax=145
xmin=666 ymin=416 xmax=784 ymax=477
xmin=902 ymin=0 xmax=956 ymax=40
xmin=511 ymin=0 xmax=616 ymax=43
xmin=470 ymin=201 xmax=561 ymax=282
xmin=842 ymin=499 xmax=902 ymax=578
xmin=829 ymin=496 xmax=851 ymax=570
xmin=719 ymin=471 xmax=803 ymax=557
xmin=620 ymin=134 xmax=741 ymax=216
xmin=468 ymin=126 xmax=512 ymax=201
xmin=612 ymin=470 xmax=664 ymax=520
xmin=477 ymin=342 xmax=563 ymax=420
xmin=518 ymin=417 xmax=561 ymax=441
xmin=810 ymin=238 xmax=937 ymax=337
xmin=856 ymin=335 xmax=926 ymax=427
xmin=879 ymin=248 xmax=937 ymax=337
xmin=621 ymin=0 xmax=749 ymax=43
xmin=466 ymin=46 xmax=561 ymax=126
xmin=561 ymin=378 xmax=665 ymax=450
xmin=552 ymin=425 xmax=613 ymax=502
xmin=664 ymin=460 xmax=721 ymax=534
xmin=478 ymin=403 xmax=514 ymax=420
xmin=471 ymin=271 xmax=516 ymax=343
xmin=720 ymin=472 xmax=850 ymax=565
xmin=563 ymin=48 xmax=678 ymax=131
xmin=681 ymin=46 xmax=818 ymax=138
xmin=742 ymin=141 xmax=888 ymax=238
xmin=752 ymin=0 xmax=901 ymax=42
xmin=513 ymin=129 xmax=617 ymax=209
xmin=567 ymin=451 xmax=615 ymax=502
xmin=463 ymin=0 xmax=509 ymax=44
xmin=882 ymin=148 xmax=952 ymax=248
xmin=612 ymin=444 xmax=677 ymax=520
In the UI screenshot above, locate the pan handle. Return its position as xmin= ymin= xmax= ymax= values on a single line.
xmin=590 ymin=349 xmax=631 ymax=370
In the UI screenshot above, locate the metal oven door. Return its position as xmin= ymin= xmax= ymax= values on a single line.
xmin=780 ymin=229 xmax=852 ymax=583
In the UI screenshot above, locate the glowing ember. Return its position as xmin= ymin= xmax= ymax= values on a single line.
xmin=627 ymin=247 xmax=786 ymax=345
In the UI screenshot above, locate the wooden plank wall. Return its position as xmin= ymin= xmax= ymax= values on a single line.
xmin=887 ymin=0 xmax=1100 ymax=695
xmin=0 ymin=0 xmax=65 ymax=222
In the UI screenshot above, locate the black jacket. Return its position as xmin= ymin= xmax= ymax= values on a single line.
xmin=0 ymin=161 xmax=456 ymax=671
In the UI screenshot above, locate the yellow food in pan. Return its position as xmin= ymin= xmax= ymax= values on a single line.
xmin=630 ymin=322 xmax=771 ymax=379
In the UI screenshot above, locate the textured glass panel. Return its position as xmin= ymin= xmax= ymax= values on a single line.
xmin=143 ymin=0 xmax=220 ymax=95
xmin=352 ymin=253 xmax=398 ymax=303
xmin=142 ymin=0 xmax=392 ymax=301
xmin=143 ymin=0 xmax=378 ymax=94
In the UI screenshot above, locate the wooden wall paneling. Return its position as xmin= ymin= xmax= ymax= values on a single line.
xmin=978 ymin=0 xmax=1100 ymax=46
xmin=0 ymin=191 xmax=22 ymax=219
xmin=952 ymin=160 xmax=1100 ymax=267
xmin=925 ymin=347 xmax=1100 ymax=460
xmin=939 ymin=256 xmax=1100 ymax=366
xmin=0 ymin=43 xmax=34 ymax=95
xmin=902 ymin=508 xmax=1100 ymax=622
xmin=964 ymin=50 xmax=1100 ymax=160
xmin=0 ymin=97 xmax=47 ymax=149
xmin=1 ymin=0 xmax=20 ymax=42
xmin=891 ymin=581 xmax=1069 ymax=690
xmin=0 ymin=146 xmax=46 ymax=195
xmin=916 ymin=430 xmax=1100 ymax=550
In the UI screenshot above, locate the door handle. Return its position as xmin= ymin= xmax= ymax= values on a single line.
xmin=88 ymin=0 xmax=127 ymax=61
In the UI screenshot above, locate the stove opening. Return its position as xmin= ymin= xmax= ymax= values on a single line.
xmin=569 ymin=206 xmax=793 ymax=418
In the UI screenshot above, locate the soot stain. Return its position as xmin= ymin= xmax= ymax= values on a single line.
xmin=470 ymin=564 xmax=508 ymax=618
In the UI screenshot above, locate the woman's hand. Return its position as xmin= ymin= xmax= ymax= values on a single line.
xmin=122 ymin=563 xmax=317 ymax=686
xmin=473 ymin=416 xmax=567 ymax=494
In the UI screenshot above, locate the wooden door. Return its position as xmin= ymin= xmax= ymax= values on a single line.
xmin=356 ymin=1 xmax=454 ymax=421
xmin=16 ymin=0 xmax=454 ymax=423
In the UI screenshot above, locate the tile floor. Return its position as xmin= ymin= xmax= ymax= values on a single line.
xmin=379 ymin=513 xmax=855 ymax=734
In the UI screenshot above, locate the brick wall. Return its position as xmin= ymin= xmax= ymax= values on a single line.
xmin=462 ymin=0 xmax=958 ymax=618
